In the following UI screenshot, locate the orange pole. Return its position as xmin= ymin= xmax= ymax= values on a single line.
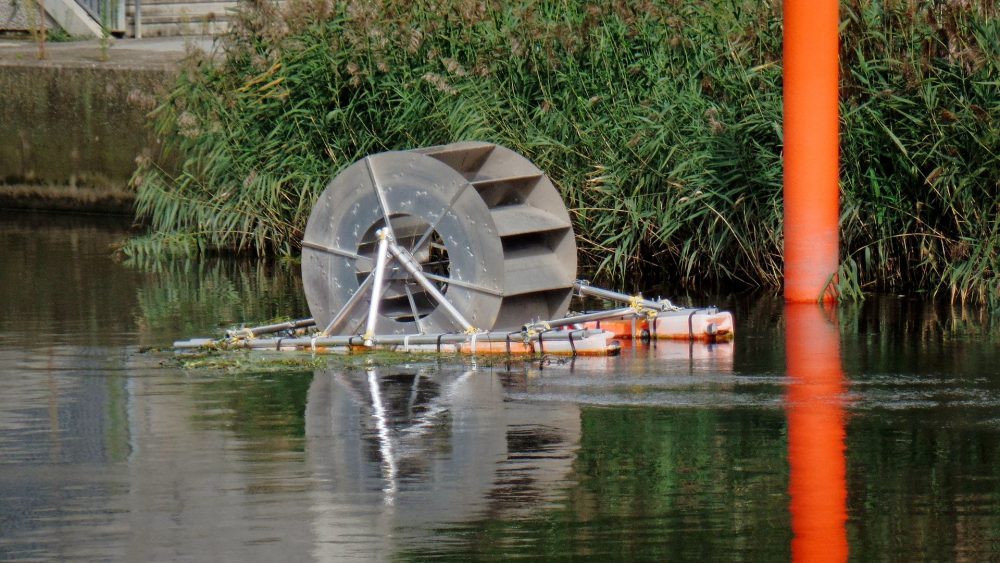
xmin=783 ymin=0 xmax=840 ymax=302
xmin=785 ymin=303 xmax=848 ymax=562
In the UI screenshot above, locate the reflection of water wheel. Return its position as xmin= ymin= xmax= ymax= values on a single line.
xmin=302 ymin=142 xmax=577 ymax=335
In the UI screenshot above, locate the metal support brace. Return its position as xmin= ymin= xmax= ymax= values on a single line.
xmin=363 ymin=230 xmax=393 ymax=346
xmin=522 ymin=306 xmax=635 ymax=333
xmin=226 ymin=318 xmax=316 ymax=340
xmin=387 ymin=240 xmax=477 ymax=333
xmin=574 ymin=280 xmax=680 ymax=311
xmin=322 ymin=274 xmax=375 ymax=336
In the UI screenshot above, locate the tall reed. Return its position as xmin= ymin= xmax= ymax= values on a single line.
xmin=127 ymin=0 xmax=999 ymax=305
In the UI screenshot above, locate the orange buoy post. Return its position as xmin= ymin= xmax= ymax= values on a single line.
xmin=785 ymin=303 xmax=849 ymax=562
xmin=783 ymin=0 xmax=841 ymax=302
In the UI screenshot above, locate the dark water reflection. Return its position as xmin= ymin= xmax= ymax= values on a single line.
xmin=1 ymin=211 xmax=999 ymax=561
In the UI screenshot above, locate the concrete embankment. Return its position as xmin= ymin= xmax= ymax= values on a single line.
xmin=0 ymin=37 xmax=215 ymax=214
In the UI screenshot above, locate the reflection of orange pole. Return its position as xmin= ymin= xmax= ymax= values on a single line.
xmin=785 ymin=303 xmax=848 ymax=562
xmin=783 ymin=0 xmax=840 ymax=302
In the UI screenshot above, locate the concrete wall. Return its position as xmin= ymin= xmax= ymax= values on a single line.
xmin=0 ymin=57 xmax=174 ymax=210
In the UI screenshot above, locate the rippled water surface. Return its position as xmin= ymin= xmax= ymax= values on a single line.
xmin=1 ymin=211 xmax=999 ymax=560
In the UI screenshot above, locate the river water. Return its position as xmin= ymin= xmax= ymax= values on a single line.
xmin=1 ymin=211 xmax=998 ymax=561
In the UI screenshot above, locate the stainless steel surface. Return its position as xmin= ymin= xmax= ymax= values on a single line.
xmin=302 ymin=142 xmax=577 ymax=335
xmin=363 ymin=233 xmax=392 ymax=343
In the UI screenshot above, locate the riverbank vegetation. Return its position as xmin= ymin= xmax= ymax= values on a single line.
xmin=127 ymin=0 xmax=999 ymax=305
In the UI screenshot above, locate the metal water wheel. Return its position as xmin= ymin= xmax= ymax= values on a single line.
xmin=301 ymin=142 xmax=577 ymax=335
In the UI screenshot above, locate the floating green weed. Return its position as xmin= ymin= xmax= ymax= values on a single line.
xmin=179 ymin=351 xmax=327 ymax=372
xmin=175 ymin=348 xmax=514 ymax=373
xmin=178 ymin=349 xmax=442 ymax=372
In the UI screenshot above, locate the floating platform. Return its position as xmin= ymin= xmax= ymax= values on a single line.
xmin=172 ymin=143 xmax=734 ymax=358
xmin=173 ymin=282 xmax=731 ymax=357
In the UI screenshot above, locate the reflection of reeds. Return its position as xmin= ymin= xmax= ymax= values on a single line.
xmin=129 ymin=257 xmax=309 ymax=343
xmin=190 ymin=369 xmax=314 ymax=447
xmin=127 ymin=0 xmax=998 ymax=306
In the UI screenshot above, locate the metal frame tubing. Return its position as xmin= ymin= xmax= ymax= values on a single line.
xmin=574 ymin=281 xmax=678 ymax=311
xmin=226 ymin=318 xmax=316 ymax=339
xmin=387 ymin=241 xmax=476 ymax=333
xmin=175 ymin=329 xmax=605 ymax=350
xmin=363 ymin=231 xmax=393 ymax=344
xmin=523 ymin=306 xmax=638 ymax=332
xmin=321 ymin=274 xmax=375 ymax=336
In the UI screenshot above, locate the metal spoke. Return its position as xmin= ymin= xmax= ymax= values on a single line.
xmin=420 ymin=271 xmax=503 ymax=297
xmin=403 ymin=283 xmax=427 ymax=334
xmin=365 ymin=157 xmax=395 ymax=239
xmin=321 ymin=273 xmax=375 ymax=336
xmin=302 ymin=240 xmax=375 ymax=271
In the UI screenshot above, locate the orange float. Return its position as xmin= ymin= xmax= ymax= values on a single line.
xmin=581 ymin=309 xmax=734 ymax=342
xmin=783 ymin=0 xmax=841 ymax=303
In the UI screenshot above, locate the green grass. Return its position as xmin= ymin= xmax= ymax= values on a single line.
xmin=126 ymin=0 xmax=999 ymax=307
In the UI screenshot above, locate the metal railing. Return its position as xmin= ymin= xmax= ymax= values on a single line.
xmin=74 ymin=0 xmax=125 ymax=34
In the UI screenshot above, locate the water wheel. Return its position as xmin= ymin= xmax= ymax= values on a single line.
xmin=301 ymin=142 xmax=577 ymax=335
